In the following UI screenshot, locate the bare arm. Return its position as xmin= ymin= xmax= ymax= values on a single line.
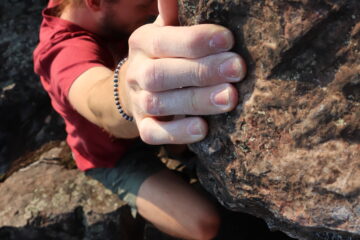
xmin=68 ymin=64 xmax=139 ymax=139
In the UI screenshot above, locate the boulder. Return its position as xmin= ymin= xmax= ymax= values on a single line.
xmin=0 ymin=144 xmax=141 ymax=240
xmin=179 ymin=0 xmax=360 ymax=239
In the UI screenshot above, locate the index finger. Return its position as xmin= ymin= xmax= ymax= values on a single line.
xmin=131 ymin=23 xmax=234 ymax=59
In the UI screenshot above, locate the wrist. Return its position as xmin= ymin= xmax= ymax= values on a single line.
xmin=114 ymin=58 xmax=134 ymax=121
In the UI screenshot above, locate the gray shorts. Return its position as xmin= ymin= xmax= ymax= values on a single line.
xmin=84 ymin=140 xmax=166 ymax=216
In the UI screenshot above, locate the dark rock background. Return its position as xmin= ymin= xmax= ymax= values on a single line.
xmin=180 ymin=0 xmax=360 ymax=239
xmin=0 ymin=0 xmax=66 ymax=179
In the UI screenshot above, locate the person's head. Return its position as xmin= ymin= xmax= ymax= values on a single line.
xmin=58 ymin=0 xmax=158 ymax=39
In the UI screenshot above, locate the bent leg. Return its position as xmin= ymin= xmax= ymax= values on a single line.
xmin=136 ymin=169 xmax=220 ymax=240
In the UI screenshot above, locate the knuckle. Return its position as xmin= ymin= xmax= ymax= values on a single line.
xmin=138 ymin=121 xmax=155 ymax=144
xmin=128 ymin=30 xmax=141 ymax=49
xmin=128 ymin=24 xmax=150 ymax=49
xmin=188 ymin=88 xmax=199 ymax=113
xmin=194 ymin=60 xmax=209 ymax=86
xmin=139 ymin=91 xmax=161 ymax=115
xmin=128 ymin=34 xmax=136 ymax=48
xmin=125 ymin=64 xmax=138 ymax=88
xmin=141 ymin=61 xmax=164 ymax=91
xmin=150 ymin=34 xmax=163 ymax=56
xmin=127 ymin=77 xmax=138 ymax=90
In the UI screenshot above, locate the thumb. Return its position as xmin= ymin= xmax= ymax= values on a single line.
xmin=155 ymin=0 xmax=179 ymax=26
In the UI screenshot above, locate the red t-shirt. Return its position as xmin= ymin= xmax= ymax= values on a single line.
xmin=33 ymin=1 xmax=133 ymax=171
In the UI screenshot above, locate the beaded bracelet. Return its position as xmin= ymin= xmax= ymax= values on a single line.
xmin=113 ymin=57 xmax=134 ymax=122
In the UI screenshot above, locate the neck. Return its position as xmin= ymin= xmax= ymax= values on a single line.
xmin=60 ymin=5 xmax=100 ymax=34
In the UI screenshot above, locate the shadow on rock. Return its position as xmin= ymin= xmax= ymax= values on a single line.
xmin=0 ymin=206 xmax=143 ymax=240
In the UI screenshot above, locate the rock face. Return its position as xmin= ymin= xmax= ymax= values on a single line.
xmin=179 ymin=0 xmax=360 ymax=239
xmin=0 ymin=144 xmax=142 ymax=240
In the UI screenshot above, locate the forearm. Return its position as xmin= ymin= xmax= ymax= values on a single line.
xmin=68 ymin=64 xmax=139 ymax=139
xmin=87 ymin=73 xmax=139 ymax=139
xmin=90 ymin=64 xmax=139 ymax=138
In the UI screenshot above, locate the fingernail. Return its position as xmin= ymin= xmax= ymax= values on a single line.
xmin=188 ymin=120 xmax=204 ymax=136
xmin=219 ymin=56 xmax=243 ymax=81
xmin=211 ymin=87 xmax=230 ymax=108
xmin=209 ymin=30 xmax=232 ymax=50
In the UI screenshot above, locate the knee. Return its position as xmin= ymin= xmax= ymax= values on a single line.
xmin=191 ymin=209 xmax=221 ymax=240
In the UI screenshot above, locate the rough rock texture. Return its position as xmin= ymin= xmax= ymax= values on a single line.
xmin=0 ymin=0 xmax=65 ymax=178
xmin=0 ymin=142 xmax=297 ymax=240
xmin=179 ymin=0 xmax=360 ymax=239
xmin=0 ymin=144 xmax=142 ymax=240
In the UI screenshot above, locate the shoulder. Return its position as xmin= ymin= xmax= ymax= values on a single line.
xmin=34 ymin=31 xmax=112 ymax=75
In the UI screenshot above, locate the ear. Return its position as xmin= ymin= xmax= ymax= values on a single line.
xmin=155 ymin=0 xmax=178 ymax=26
xmin=84 ymin=0 xmax=102 ymax=11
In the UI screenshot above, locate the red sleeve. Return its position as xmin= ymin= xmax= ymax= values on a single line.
xmin=40 ymin=35 xmax=113 ymax=108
